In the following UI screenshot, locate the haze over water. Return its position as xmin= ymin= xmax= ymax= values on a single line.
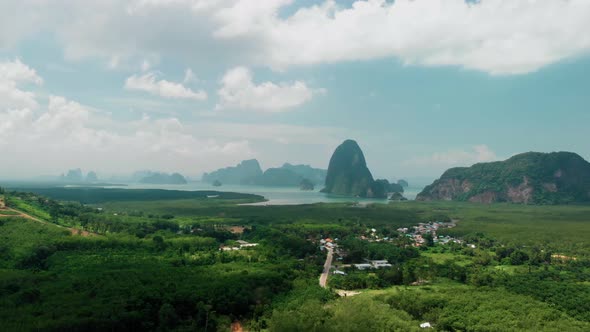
xmin=113 ymin=182 xmax=425 ymax=205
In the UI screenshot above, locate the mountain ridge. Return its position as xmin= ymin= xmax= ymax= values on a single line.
xmin=417 ymin=151 xmax=590 ymax=204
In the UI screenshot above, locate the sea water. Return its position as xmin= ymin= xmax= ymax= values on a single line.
xmin=117 ymin=182 xmax=425 ymax=205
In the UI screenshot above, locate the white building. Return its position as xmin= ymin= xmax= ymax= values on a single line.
xmin=354 ymin=264 xmax=373 ymax=270
xmin=237 ymin=240 xmax=258 ymax=248
xmin=370 ymin=260 xmax=393 ymax=268
xmin=420 ymin=322 xmax=432 ymax=328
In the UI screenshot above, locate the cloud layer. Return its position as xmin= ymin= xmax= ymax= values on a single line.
xmin=2 ymin=0 xmax=589 ymax=74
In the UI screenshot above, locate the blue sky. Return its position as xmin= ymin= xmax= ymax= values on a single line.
xmin=0 ymin=0 xmax=589 ymax=182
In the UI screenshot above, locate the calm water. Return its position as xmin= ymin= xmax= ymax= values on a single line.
xmin=116 ymin=182 xmax=424 ymax=205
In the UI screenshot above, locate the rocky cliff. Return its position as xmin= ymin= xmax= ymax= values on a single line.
xmin=417 ymin=152 xmax=590 ymax=204
xmin=321 ymin=139 xmax=385 ymax=198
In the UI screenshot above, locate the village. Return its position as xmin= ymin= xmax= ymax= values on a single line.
xmin=318 ymin=218 xmax=461 ymax=274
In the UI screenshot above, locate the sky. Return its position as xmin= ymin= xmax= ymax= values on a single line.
xmin=1 ymin=0 xmax=590 ymax=181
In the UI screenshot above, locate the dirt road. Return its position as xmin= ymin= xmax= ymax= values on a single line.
xmin=319 ymin=247 xmax=333 ymax=288
xmin=1 ymin=207 xmax=95 ymax=237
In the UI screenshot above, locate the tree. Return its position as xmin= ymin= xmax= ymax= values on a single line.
xmin=423 ymin=233 xmax=435 ymax=247
xmin=153 ymin=236 xmax=166 ymax=251
xmin=158 ymin=303 xmax=178 ymax=329
xmin=510 ymin=250 xmax=530 ymax=265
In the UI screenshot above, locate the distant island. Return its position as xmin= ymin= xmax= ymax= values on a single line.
xmin=299 ymin=178 xmax=315 ymax=191
xmin=139 ymin=172 xmax=187 ymax=185
xmin=202 ymin=159 xmax=263 ymax=185
xmin=202 ymin=160 xmax=326 ymax=188
xmin=417 ymin=151 xmax=590 ymax=204
xmin=59 ymin=169 xmax=100 ymax=183
xmin=320 ymin=139 xmax=404 ymax=199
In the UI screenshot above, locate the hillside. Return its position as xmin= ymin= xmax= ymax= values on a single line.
xmin=255 ymin=168 xmax=302 ymax=187
xmin=417 ymin=152 xmax=590 ymax=204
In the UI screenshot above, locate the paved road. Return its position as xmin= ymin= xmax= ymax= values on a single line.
xmin=319 ymin=247 xmax=333 ymax=288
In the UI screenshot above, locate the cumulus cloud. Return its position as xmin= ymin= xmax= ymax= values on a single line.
xmin=405 ymin=145 xmax=499 ymax=169
xmin=125 ymin=72 xmax=207 ymax=100
xmin=2 ymin=0 xmax=590 ymax=75
xmin=0 ymin=96 xmax=257 ymax=176
xmin=259 ymin=0 xmax=590 ymax=74
xmin=0 ymin=59 xmax=344 ymax=177
xmin=0 ymin=59 xmax=43 ymax=110
xmin=217 ymin=66 xmax=318 ymax=112
xmin=183 ymin=68 xmax=197 ymax=83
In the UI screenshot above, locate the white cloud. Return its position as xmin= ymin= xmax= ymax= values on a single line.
xmin=0 ymin=58 xmax=43 ymax=84
xmin=183 ymin=68 xmax=197 ymax=83
xmin=217 ymin=66 xmax=318 ymax=112
xmin=141 ymin=60 xmax=151 ymax=72
xmin=125 ymin=72 xmax=208 ymax=100
xmin=405 ymin=145 xmax=499 ymax=169
xmin=2 ymin=0 xmax=589 ymax=75
xmin=0 ymin=59 xmax=43 ymax=110
xmin=0 ymin=108 xmax=33 ymax=135
xmin=0 ymin=58 xmax=346 ymax=177
xmin=0 ymin=96 xmax=257 ymax=176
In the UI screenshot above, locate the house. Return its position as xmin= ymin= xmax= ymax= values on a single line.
xmin=369 ymin=260 xmax=392 ymax=268
xmin=420 ymin=322 xmax=432 ymax=329
xmin=354 ymin=263 xmax=373 ymax=270
xmin=228 ymin=226 xmax=246 ymax=234
xmin=237 ymin=240 xmax=258 ymax=248
xmin=220 ymin=246 xmax=240 ymax=251
xmin=0 ymin=198 xmax=5 ymax=209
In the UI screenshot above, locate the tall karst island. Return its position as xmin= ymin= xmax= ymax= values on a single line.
xmin=321 ymin=139 xmax=403 ymax=199
xmin=417 ymin=151 xmax=590 ymax=204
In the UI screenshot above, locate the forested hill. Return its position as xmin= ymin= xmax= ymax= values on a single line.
xmin=417 ymin=151 xmax=590 ymax=204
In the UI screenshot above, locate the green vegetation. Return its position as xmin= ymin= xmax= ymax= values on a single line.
xmin=10 ymin=187 xmax=264 ymax=204
xmin=1 ymin=188 xmax=589 ymax=331
xmin=0 ymin=210 xmax=20 ymax=216
xmin=418 ymin=151 xmax=590 ymax=204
